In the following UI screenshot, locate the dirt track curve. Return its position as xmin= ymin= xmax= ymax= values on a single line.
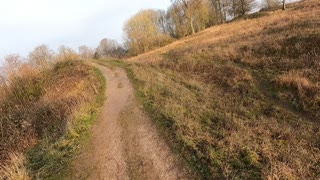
xmin=68 ymin=64 xmax=190 ymax=180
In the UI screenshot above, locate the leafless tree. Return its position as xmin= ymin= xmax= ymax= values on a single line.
xmin=57 ymin=45 xmax=79 ymax=61
xmin=28 ymin=44 xmax=53 ymax=68
xmin=123 ymin=9 xmax=172 ymax=55
xmin=97 ymin=38 xmax=118 ymax=57
xmin=2 ymin=54 xmax=23 ymax=79
xmin=262 ymin=0 xmax=279 ymax=9
xmin=282 ymin=0 xmax=286 ymax=10
xmin=79 ymin=45 xmax=94 ymax=60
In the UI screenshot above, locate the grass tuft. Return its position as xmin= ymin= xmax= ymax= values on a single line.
xmin=0 ymin=153 xmax=30 ymax=180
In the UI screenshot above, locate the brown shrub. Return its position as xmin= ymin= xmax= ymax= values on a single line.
xmin=0 ymin=60 xmax=100 ymax=165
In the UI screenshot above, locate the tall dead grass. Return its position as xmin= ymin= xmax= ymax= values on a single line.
xmin=0 ymin=153 xmax=29 ymax=180
xmin=0 ymin=53 xmax=102 ymax=178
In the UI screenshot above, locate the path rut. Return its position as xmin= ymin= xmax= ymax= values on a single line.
xmin=69 ymin=64 xmax=190 ymax=180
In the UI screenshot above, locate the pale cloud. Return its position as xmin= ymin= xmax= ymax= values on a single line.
xmin=0 ymin=0 xmax=171 ymax=59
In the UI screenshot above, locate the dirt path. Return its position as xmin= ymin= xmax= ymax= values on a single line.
xmin=69 ymin=64 xmax=190 ymax=180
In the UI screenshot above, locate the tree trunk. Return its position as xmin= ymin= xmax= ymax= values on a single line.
xmin=232 ymin=0 xmax=236 ymax=18
xmin=217 ymin=0 xmax=224 ymax=23
xmin=241 ymin=0 xmax=245 ymax=16
xmin=190 ymin=18 xmax=195 ymax=34
xmin=282 ymin=0 xmax=286 ymax=10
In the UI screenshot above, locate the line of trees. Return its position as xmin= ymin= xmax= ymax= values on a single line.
xmin=122 ymin=0 xmax=288 ymax=56
xmin=122 ymin=0 xmax=257 ymax=55
xmin=0 ymin=41 xmax=126 ymax=78
xmin=0 ymin=45 xmax=80 ymax=77
xmin=93 ymin=0 xmax=285 ymax=58
xmin=0 ymin=41 xmax=125 ymax=76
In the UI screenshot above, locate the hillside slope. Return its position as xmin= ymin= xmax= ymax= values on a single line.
xmin=127 ymin=0 xmax=319 ymax=179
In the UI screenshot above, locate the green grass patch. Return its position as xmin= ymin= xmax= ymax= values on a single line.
xmin=94 ymin=59 xmax=127 ymax=70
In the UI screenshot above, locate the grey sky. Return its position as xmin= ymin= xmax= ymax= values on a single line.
xmin=0 ymin=0 xmax=171 ymax=59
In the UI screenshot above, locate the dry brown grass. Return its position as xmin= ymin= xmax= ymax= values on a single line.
xmin=129 ymin=0 xmax=320 ymax=118
xmin=126 ymin=0 xmax=320 ymax=179
xmin=277 ymin=71 xmax=313 ymax=93
xmin=128 ymin=63 xmax=319 ymax=179
xmin=0 ymin=60 xmax=103 ymax=178
xmin=0 ymin=153 xmax=29 ymax=180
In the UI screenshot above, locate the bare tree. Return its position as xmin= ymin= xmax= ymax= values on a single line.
xmin=124 ymin=9 xmax=172 ymax=55
xmin=28 ymin=44 xmax=53 ymax=68
xmin=79 ymin=45 xmax=94 ymax=60
xmin=57 ymin=45 xmax=79 ymax=61
xmin=209 ymin=0 xmax=225 ymax=24
xmin=167 ymin=4 xmax=190 ymax=38
xmin=171 ymin=0 xmax=199 ymax=35
xmin=157 ymin=10 xmax=169 ymax=34
xmin=168 ymin=0 xmax=211 ymax=37
xmin=2 ymin=54 xmax=23 ymax=79
xmin=263 ymin=0 xmax=279 ymax=9
xmin=227 ymin=0 xmax=254 ymax=18
xmin=97 ymin=38 xmax=118 ymax=57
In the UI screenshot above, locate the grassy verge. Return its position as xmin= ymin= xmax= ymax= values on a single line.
xmin=125 ymin=64 xmax=219 ymax=179
xmin=0 ymin=61 xmax=106 ymax=179
xmin=125 ymin=65 xmax=208 ymax=179
xmin=26 ymin=65 xmax=106 ymax=179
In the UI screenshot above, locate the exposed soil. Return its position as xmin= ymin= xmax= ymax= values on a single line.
xmin=68 ymin=64 xmax=190 ymax=180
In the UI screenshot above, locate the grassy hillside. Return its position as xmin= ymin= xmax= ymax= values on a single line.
xmin=127 ymin=0 xmax=320 ymax=179
xmin=0 ymin=60 xmax=105 ymax=179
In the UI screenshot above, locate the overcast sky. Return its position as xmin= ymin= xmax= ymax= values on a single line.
xmin=0 ymin=0 xmax=171 ymax=59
